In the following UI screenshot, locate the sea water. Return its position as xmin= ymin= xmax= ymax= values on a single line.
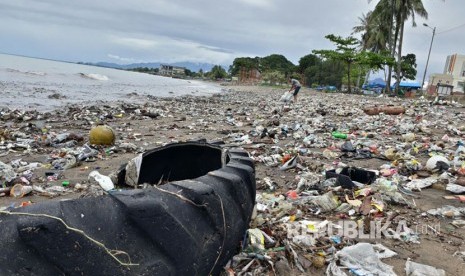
xmin=0 ymin=54 xmax=222 ymax=111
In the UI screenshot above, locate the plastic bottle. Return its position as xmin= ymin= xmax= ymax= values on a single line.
xmin=331 ymin=131 xmax=347 ymax=139
xmin=88 ymin=171 xmax=114 ymax=191
xmin=10 ymin=184 xmax=33 ymax=198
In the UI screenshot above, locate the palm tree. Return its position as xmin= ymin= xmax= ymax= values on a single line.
xmin=352 ymin=12 xmax=373 ymax=51
xmin=369 ymin=0 xmax=397 ymax=94
xmin=353 ymin=10 xmax=390 ymax=53
xmin=393 ymin=0 xmax=428 ymax=94
xmin=352 ymin=12 xmax=373 ymax=87
xmin=371 ymin=0 xmax=445 ymax=95
xmin=354 ymin=6 xmax=393 ymax=91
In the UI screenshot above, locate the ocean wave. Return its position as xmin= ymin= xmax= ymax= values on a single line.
xmin=27 ymin=71 xmax=47 ymax=76
xmin=78 ymin=73 xmax=109 ymax=81
xmin=6 ymin=68 xmax=46 ymax=76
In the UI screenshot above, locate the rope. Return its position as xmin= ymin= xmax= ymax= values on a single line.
xmin=152 ymin=185 xmax=207 ymax=208
xmin=208 ymin=193 xmax=226 ymax=276
xmin=0 ymin=210 xmax=139 ymax=266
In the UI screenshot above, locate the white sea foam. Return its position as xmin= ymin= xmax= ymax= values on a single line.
xmin=79 ymin=73 xmax=109 ymax=81
xmin=6 ymin=68 xmax=46 ymax=76
xmin=0 ymin=54 xmax=222 ymax=111
xmin=27 ymin=71 xmax=47 ymax=76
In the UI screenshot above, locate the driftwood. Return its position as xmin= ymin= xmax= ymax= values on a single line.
xmin=363 ymin=106 xmax=405 ymax=116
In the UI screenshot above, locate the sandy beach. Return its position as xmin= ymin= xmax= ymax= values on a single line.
xmin=1 ymin=84 xmax=465 ymax=275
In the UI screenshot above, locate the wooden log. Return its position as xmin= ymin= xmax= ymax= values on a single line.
xmin=363 ymin=106 xmax=405 ymax=115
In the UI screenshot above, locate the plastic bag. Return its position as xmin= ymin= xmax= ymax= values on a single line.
xmin=446 ymin=183 xmax=465 ymax=194
xmin=335 ymin=243 xmax=396 ymax=275
xmin=405 ymin=259 xmax=445 ymax=276
xmin=280 ymin=91 xmax=293 ymax=102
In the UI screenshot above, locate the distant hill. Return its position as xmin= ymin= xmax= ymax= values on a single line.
xmin=80 ymin=61 xmax=219 ymax=72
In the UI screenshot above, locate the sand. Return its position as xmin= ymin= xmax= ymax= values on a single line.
xmin=1 ymin=84 xmax=464 ymax=275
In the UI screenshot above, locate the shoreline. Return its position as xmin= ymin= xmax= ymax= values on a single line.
xmin=1 ymin=85 xmax=465 ymax=274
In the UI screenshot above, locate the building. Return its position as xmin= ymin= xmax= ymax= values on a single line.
xmin=443 ymin=54 xmax=465 ymax=93
xmin=159 ymin=65 xmax=186 ymax=77
xmin=426 ymin=73 xmax=454 ymax=95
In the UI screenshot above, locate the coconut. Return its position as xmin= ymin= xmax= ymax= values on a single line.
xmin=89 ymin=125 xmax=116 ymax=145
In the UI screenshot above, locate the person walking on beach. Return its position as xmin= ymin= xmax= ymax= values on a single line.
xmin=288 ymin=77 xmax=302 ymax=103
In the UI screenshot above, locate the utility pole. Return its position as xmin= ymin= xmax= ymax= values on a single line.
xmin=421 ymin=23 xmax=436 ymax=94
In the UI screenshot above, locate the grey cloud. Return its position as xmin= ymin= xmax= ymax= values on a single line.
xmin=1 ymin=0 xmax=464 ymax=79
xmin=197 ymin=46 xmax=234 ymax=54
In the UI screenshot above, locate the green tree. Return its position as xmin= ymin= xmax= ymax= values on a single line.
xmin=298 ymin=54 xmax=320 ymax=73
xmin=326 ymin=61 xmax=345 ymax=88
xmin=261 ymin=70 xmax=286 ymax=85
xmin=313 ymin=34 xmax=396 ymax=92
xmin=128 ymin=67 xmax=158 ymax=74
xmin=303 ymin=65 xmax=322 ymax=88
xmin=392 ymin=53 xmax=417 ymax=81
xmin=298 ymin=54 xmax=322 ymax=85
xmin=229 ymin=57 xmax=260 ymax=76
xmin=208 ymin=65 xmax=227 ymax=80
xmin=259 ymin=54 xmax=296 ymax=77
xmin=313 ymin=35 xmax=360 ymax=93
xmin=358 ymin=50 xmax=395 ymax=71
xmin=184 ymin=68 xmax=194 ymax=77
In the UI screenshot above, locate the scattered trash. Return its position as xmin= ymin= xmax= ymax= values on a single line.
xmin=77 ymin=144 xmax=100 ymax=161
xmin=333 ymin=243 xmax=396 ymax=275
xmin=9 ymin=184 xmax=33 ymax=198
xmin=446 ymin=183 xmax=465 ymax=194
xmin=402 ymin=132 xmax=416 ymax=142
xmin=247 ymin=228 xmax=266 ymax=251
xmin=332 ymin=131 xmax=347 ymax=139
xmin=0 ymin=85 xmax=461 ymax=274
xmin=326 ymin=167 xmax=376 ymax=189
xmin=88 ymin=170 xmax=114 ymax=191
xmin=404 ymin=176 xmax=439 ymax=190
xmin=425 ymin=155 xmax=450 ymax=173
xmin=286 ymin=190 xmax=299 ymax=200
xmin=0 ymin=161 xmax=17 ymax=183
xmin=302 ymin=191 xmax=340 ymax=212
xmin=427 ymin=205 xmax=465 ymax=218
xmin=280 ymin=155 xmax=298 ymax=170
xmin=405 ymin=259 xmax=446 ymax=276
xmin=341 ymin=141 xmax=356 ymax=152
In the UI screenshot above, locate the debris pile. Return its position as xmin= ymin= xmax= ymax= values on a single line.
xmin=1 ymin=87 xmax=465 ymax=274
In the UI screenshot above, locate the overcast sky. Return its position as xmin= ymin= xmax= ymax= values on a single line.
xmin=1 ymin=0 xmax=464 ymax=82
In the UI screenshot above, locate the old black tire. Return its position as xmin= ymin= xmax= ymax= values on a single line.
xmin=0 ymin=142 xmax=255 ymax=276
